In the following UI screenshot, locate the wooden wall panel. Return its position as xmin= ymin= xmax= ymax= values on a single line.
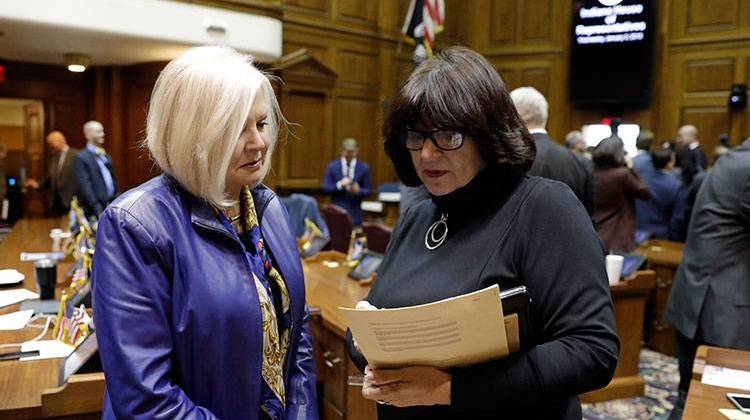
xmin=489 ymin=1 xmax=515 ymax=44
xmin=520 ymin=0 xmax=552 ymax=42
xmin=686 ymin=0 xmax=740 ymax=31
xmin=280 ymin=91 xmax=329 ymax=187
xmin=333 ymin=97 xmax=380 ymax=183
xmin=685 ymin=59 xmax=735 ymax=93
xmin=337 ymin=0 xmax=377 ymax=25
xmin=284 ymin=0 xmax=328 ymax=14
xmin=336 ymin=50 xmax=379 ymax=89
xmin=0 ymin=126 xmax=25 ymax=150
xmin=521 ymin=68 xmax=551 ymax=99
xmin=670 ymin=0 xmax=750 ymax=42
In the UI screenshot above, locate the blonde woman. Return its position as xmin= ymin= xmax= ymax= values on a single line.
xmin=92 ymin=47 xmax=317 ymax=420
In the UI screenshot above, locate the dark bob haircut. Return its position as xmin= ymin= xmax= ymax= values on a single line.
xmin=383 ymin=46 xmax=536 ymax=187
xmin=593 ymin=135 xmax=626 ymax=169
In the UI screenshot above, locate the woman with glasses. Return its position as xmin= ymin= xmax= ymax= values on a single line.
xmin=347 ymin=46 xmax=618 ymax=419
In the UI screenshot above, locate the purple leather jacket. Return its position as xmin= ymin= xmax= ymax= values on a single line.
xmin=92 ymin=175 xmax=317 ymax=419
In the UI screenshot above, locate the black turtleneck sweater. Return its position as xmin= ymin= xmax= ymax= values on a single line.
xmin=348 ymin=165 xmax=619 ymax=420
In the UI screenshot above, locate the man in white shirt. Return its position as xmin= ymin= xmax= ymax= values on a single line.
xmin=322 ymin=138 xmax=372 ymax=225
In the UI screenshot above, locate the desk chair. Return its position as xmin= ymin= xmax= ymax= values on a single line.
xmin=322 ymin=204 xmax=353 ymax=253
xmin=362 ymin=222 xmax=392 ymax=254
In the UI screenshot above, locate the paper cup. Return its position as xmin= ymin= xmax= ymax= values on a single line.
xmin=606 ymin=255 xmax=625 ymax=285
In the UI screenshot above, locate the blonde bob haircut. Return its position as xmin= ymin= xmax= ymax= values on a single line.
xmin=145 ymin=46 xmax=283 ymax=208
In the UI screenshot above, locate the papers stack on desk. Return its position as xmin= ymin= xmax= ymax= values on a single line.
xmin=340 ymin=284 xmax=511 ymax=369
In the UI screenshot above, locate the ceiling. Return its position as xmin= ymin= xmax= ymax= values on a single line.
xmin=0 ymin=0 xmax=282 ymax=67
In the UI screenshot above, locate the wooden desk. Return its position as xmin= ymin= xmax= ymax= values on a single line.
xmin=0 ymin=218 xmax=103 ymax=419
xmin=303 ymin=251 xmax=377 ymax=420
xmin=683 ymin=346 xmax=750 ymax=420
xmin=581 ymin=271 xmax=656 ymax=403
xmin=635 ymin=239 xmax=684 ymax=356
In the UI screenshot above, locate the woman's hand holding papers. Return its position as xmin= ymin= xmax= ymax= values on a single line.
xmin=362 ymin=365 xmax=451 ymax=407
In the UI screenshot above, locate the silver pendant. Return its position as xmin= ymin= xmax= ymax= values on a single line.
xmin=425 ymin=213 xmax=448 ymax=250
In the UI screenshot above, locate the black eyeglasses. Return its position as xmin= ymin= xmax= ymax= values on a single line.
xmin=402 ymin=129 xmax=465 ymax=151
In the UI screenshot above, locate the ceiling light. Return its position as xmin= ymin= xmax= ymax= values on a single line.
xmin=64 ymin=53 xmax=90 ymax=72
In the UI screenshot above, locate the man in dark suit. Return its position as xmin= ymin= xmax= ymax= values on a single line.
xmin=510 ymin=86 xmax=595 ymax=215
xmin=25 ymin=131 xmax=80 ymax=215
xmin=664 ymin=138 xmax=750 ymax=419
xmin=74 ymin=120 xmax=117 ymax=219
xmin=322 ymin=138 xmax=371 ymax=225
xmin=674 ymin=124 xmax=707 ymax=185
xmin=635 ymin=147 xmax=687 ymax=241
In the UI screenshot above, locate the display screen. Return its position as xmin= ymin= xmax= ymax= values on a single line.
xmin=570 ymin=0 xmax=656 ymax=106
xmin=581 ymin=123 xmax=640 ymax=156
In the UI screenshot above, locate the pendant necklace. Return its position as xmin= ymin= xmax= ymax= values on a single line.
xmin=425 ymin=213 xmax=448 ymax=250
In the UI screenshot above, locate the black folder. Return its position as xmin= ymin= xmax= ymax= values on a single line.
xmin=500 ymin=286 xmax=533 ymax=353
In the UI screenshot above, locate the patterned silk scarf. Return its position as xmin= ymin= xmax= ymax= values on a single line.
xmin=238 ymin=185 xmax=292 ymax=419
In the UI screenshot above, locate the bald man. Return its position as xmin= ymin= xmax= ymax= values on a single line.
xmin=74 ymin=121 xmax=117 ymax=218
xmin=25 ymin=131 xmax=80 ymax=215
xmin=674 ymin=124 xmax=707 ymax=185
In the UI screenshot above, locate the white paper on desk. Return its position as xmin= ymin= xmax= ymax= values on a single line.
xmin=719 ymin=408 xmax=750 ymax=420
xmin=0 ymin=269 xmax=25 ymax=285
xmin=339 ymin=284 xmax=508 ymax=369
xmin=0 ymin=288 xmax=39 ymax=308
xmin=702 ymin=365 xmax=750 ymax=391
xmin=0 ymin=309 xmax=34 ymax=330
xmin=20 ymin=340 xmax=74 ymax=361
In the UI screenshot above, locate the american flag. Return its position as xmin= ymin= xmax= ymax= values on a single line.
xmin=68 ymin=305 xmax=88 ymax=345
xmin=402 ymin=0 xmax=445 ymax=64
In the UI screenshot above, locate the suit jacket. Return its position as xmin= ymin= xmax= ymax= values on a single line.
xmin=633 ymin=151 xmax=653 ymax=176
xmin=635 ymin=170 xmax=687 ymax=241
xmin=43 ymin=148 xmax=79 ymax=209
xmin=74 ymin=147 xmax=117 ymax=217
xmin=665 ymin=139 xmax=750 ymax=349
xmin=94 ymin=176 xmax=318 ymax=419
xmin=528 ymin=133 xmax=596 ymax=215
xmin=322 ymin=159 xmax=371 ymax=225
xmin=593 ymin=166 xmax=650 ymax=252
xmin=675 ymin=144 xmax=707 ymax=184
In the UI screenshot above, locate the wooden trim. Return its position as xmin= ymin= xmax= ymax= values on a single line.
xmin=283 ymin=14 xmax=402 ymax=43
xmin=482 ymin=46 xmax=565 ymax=58
xmin=40 ymin=372 xmax=106 ymax=417
xmin=670 ymin=33 xmax=750 ymax=47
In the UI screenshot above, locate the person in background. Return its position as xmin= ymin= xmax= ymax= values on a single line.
xmin=511 ymin=87 xmax=595 ymax=216
xmin=635 ymin=147 xmax=687 ymax=241
xmin=593 ymin=135 xmax=650 ymax=251
xmin=674 ymin=124 xmax=707 ymax=186
xmin=24 ymin=131 xmax=80 ymax=215
xmin=632 ymin=129 xmax=654 ymax=176
xmin=564 ymin=130 xmax=586 ymax=155
xmin=348 ymin=46 xmax=618 ymax=420
xmin=664 ymin=137 xmax=750 ymax=420
xmin=92 ymin=46 xmax=317 ymax=420
xmin=73 ymin=120 xmax=117 ymax=219
xmin=322 ymin=138 xmax=372 ymax=225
